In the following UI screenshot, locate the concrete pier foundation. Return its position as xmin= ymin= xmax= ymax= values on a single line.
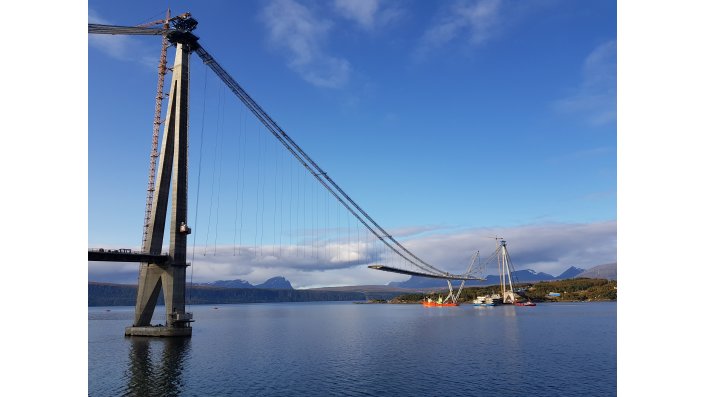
xmin=125 ymin=326 xmax=192 ymax=337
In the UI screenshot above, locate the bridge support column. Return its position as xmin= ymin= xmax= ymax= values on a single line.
xmin=132 ymin=264 xmax=163 ymax=326
xmin=126 ymin=41 xmax=193 ymax=337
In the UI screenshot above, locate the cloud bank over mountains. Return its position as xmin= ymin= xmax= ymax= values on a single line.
xmin=89 ymin=220 xmax=615 ymax=288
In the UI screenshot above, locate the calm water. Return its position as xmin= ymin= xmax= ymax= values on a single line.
xmin=89 ymin=301 xmax=616 ymax=396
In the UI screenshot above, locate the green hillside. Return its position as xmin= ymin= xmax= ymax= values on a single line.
xmin=392 ymin=278 xmax=617 ymax=303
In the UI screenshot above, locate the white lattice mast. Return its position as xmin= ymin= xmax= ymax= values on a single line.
xmin=495 ymin=237 xmax=506 ymax=299
xmin=500 ymin=240 xmax=516 ymax=303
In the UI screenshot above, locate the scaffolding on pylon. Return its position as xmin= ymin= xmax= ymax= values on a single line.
xmin=139 ymin=10 xmax=191 ymax=250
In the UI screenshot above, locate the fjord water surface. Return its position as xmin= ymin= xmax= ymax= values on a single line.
xmin=89 ymin=301 xmax=616 ymax=396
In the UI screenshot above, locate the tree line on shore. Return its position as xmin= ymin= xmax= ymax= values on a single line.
xmin=391 ymin=278 xmax=617 ymax=303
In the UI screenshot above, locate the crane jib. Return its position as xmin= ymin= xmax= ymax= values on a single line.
xmin=88 ymin=24 xmax=171 ymax=35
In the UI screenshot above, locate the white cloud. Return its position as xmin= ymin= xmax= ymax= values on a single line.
xmin=88 ymin=262 xmax=140 ymax=284
xmin=332 ymin=0 xmax=404 ymax=30
xmin=553 ymin=40 xmax=617 ymax=125
xmin=88 ymin=9 xmax=130 ymax=59
xmin=416 ymin=0 xmax=503 ymax=58
xmin=261 ymin=0 xmax=351 ymax=88
xmin=404 ymin=221 xmax=616 ymax=277
xmin=387 ymin=224 xmax=449 ymax=238
xmin=89 ymin=220 xmax=616 ymax=288
xmin=334 ymin=0 xmax=380 ymax=29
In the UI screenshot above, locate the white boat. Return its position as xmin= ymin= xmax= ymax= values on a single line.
xmin=489 ymin=294 xmax=502 ymax=305
xmin=472 ymin=295 xmax=496 ymax=306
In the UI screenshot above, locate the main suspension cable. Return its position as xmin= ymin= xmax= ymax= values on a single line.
xmin=194 ymin=46 xmax=455 ymax=277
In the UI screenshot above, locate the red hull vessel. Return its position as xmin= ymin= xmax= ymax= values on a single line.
xmin=422 ymin=301 xmax=459 ymax=307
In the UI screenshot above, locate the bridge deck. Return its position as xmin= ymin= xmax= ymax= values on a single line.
xmin=88 ymin=249 xmax=169 ymax=264
xmin=368 ymin=265 xmax=485 ymax=281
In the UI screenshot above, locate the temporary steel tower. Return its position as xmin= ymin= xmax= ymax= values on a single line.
xmin=139 ymin=10 xmax=171 ymax=251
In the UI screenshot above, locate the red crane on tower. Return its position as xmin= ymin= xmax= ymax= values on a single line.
xmin=136 ymin=10 xmax=191 ymax=250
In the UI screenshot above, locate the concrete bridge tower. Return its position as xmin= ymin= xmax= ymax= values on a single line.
xmin=125 ymin=38 xmax=195 ymax=337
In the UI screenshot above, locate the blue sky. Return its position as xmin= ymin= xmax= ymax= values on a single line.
xmin=88 ymin=0 xmax=616 ymax=287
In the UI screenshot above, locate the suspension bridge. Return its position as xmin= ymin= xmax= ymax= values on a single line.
xmin=88 ymin=12 xmax=485 ymax=337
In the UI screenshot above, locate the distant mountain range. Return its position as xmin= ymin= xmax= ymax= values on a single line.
xmin=575 ymin=263 xmax=617 ymax=280
xmin=200 ymin=276 xmax=293 ymax=290
xmin=388 ymin=263 xmax=616 ymax=289
xmin=306 ymin=285 xmax=420 ymax=301
xmin=557 ymin=266 xmax=587 ymax=279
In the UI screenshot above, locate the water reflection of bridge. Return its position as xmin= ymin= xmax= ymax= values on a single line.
xmin=125 ymin=338 xmax=191 ymax=396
